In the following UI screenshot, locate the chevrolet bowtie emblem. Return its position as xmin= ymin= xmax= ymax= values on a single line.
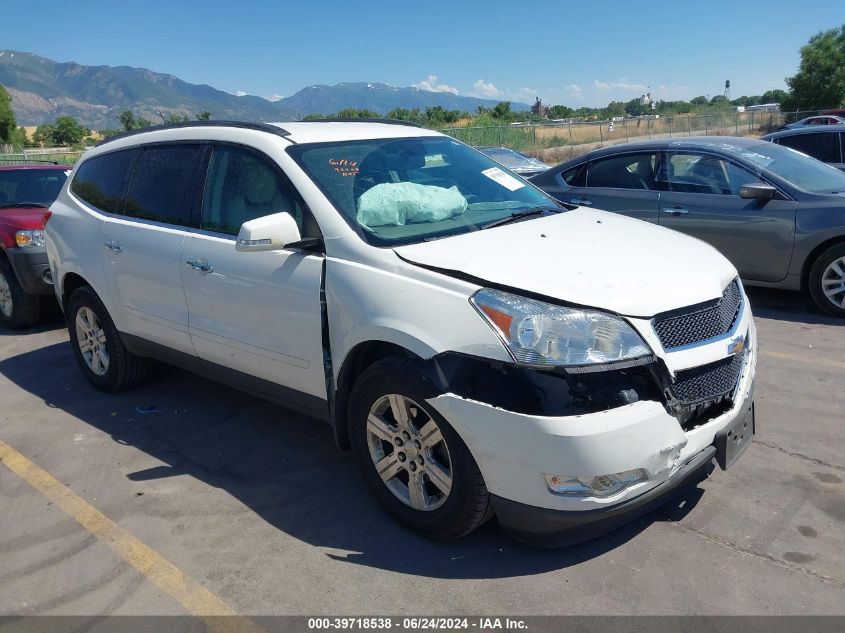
xmin=727 ymin=335 xmax=746 ymax=356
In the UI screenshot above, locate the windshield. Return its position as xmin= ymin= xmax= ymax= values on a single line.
xmin=287 ymin=136 xmax=556 ymax=246
xmin=0 ymin=169 xmax=68 ymax=208
xmin=731 ymin=142 xmax=845 ymax=194
xmin=478 ymin=147 xmax=544 ymax=169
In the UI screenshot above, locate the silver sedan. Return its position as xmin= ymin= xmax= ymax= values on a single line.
xmin=530 ymin=137 xmax=845 ymax=316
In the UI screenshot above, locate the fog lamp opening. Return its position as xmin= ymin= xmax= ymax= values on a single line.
xmin=544 ymin=468 xmax=649 ymax=498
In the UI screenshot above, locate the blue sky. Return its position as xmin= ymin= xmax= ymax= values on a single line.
xmin=1 ymin=0 xmax=841 ymax=106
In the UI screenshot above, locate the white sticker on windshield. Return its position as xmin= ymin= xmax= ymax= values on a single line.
xmin=481 ymin=166 xmax=525 ymax=191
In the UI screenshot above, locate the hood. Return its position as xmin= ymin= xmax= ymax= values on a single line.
xmin=0 ymin=206 xmax=51 ymax=229
xmin=394 ymin=208 xmax=737 ymax=317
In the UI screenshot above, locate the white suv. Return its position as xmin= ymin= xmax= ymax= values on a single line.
xmin=46 ymin=120 xmax=756 ymax=546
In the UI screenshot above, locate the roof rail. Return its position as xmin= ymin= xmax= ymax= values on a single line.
xmin=95 ymin=120 xmax=292 ymax=147
xmin=298 ymin=117 xmax=424 ymax=128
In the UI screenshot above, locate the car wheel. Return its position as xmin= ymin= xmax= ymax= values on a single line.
xmin=349 ymin=356 xmax=493 ymax=540
xmin=808 ymin=243 xmax=845 ymax=317
xmin=67 ymin=286 xmax=148 ymax=391
xmin=0 ymin=256 xmax=40 ymax=329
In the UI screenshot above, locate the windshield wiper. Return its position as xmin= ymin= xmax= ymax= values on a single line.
xmin=0 ymin=202 xmax=50 ymax=209
xmin=481 ymin=206 xmax=561 ymax=230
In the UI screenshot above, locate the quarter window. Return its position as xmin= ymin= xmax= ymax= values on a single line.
xmin=559 ymin=165 xmax=586 ymax=187
xmin=664 ymin=153 xmax=757 ymax=195
xmin=777 ymin=133 xmax=841 ymax=164
xmin=585 ymin=153 xmax=658 ymax=190
xmin=70 ymin=149 xmax=138 ymax=213
xmin=124 ymin=145 xmax=204 ymax=226
xmin=200 ymin=145 xmax=315 ymax=236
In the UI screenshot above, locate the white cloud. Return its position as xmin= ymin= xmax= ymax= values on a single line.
xmin=566 ymin=84 xmax=582 ymax=95
xmin=412 ymin=74 xmax=459 ymax=95
xmin=514 ymin=87 xmax=538 ymax=100
xmin=471 ymin=79 xmax=503 ymax=99
xmin=592 ymin=79 xmax=648 ymax=94
xmin=611 ymin=80 xmax=648 ymax=92
xmin=265 ymin=94 xmax=284 ymax=102
xmin=234 ymin=90 xmax=247 ymax=97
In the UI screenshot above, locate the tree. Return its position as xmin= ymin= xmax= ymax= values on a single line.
xmin=10 ymin=126 xmax=29 ymax=148
xmin=604 ymin=101 xmax=626 ymax=118
xmin=761 ymin=89 xmax=788 ymax=104
xmin=710 ymin=95 xmax=729 ymax=106
xmin=118 ymin=110 xmax=136 ymax=132
xmin=196 ymin=111 xmax=212 ymax=120
xmin=52 ymin=116 xmax=85 ymax=146
xmin=785 ymin=25 xmax=845 ymax=110
xmin=33 ymin=124 xmax=54 ymax=147
xmin=0 ymin=85 xmax=16 ymax=144
xmin=164 ymin=113 xmax=190 ymax=124
xmin=690 ymin=95 xmax=708 ymax=106
xmin=336 ymin=108 xmax=380 ymax=118
xmin=547 ymin=104 xmax=573 ymax=119
xmin=491 ymin=101 xmax=512 ymax=120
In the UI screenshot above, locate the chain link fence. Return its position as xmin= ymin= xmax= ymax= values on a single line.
xmin=440 ymin=109 xmax=832 ymax=163
xmin=0 ymin=147 xmax=84 ymax=166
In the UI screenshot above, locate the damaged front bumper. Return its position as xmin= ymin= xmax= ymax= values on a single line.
xmin=425 ymin=327 xmax=756 ymax=547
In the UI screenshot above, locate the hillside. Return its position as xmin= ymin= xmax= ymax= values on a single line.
xmin=0 ymin=50 xmax=528 ymax=128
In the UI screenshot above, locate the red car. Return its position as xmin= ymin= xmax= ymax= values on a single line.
xmin=0 ymin=164 xmax=69 ymax=328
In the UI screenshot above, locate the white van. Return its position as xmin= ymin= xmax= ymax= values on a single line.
xmin=46 ymin=120 xmax=756 ymax=546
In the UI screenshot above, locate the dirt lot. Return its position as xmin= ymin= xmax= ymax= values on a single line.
xmin=0 ymin=287 xmax=843 ymax=617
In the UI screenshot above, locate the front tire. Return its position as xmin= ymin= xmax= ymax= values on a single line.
xmin=349 ymin=356 xmax=492 ymax=540
xmin=66 ymin=286 xmax=147 ymax=392
xmin=0 ymin=257 xmax=40 ymax=329
xmin=808 ymin=243 xmax=845 ymax=317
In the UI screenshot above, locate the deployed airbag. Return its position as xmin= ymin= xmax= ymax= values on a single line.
xmin=357 ymin=182 xmax=467 ymax=227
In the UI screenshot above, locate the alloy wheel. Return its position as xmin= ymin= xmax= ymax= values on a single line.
xmin=75 ymin=306 xmax=110 ymax=376
xmin=366 ymin=394 xmax=453 ymax=511
xmin=821 ymin=256 xmax=845 ymax=309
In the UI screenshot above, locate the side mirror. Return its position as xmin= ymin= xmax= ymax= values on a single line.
xmin=235 ymin=212 xmax=301 ymax=252
xmin=739 ymin=182 xmax=777 ymax=200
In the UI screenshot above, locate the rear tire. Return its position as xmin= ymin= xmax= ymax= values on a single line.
xmin=808 ymin=243 xmax=845 ymax=317
xmin=67 ymin=286 xmax=148 ymax=392
xmin=0 ymin=257 xmax=40 ymax=330
xmin=349 ymin=356 xmax=492 ymax=540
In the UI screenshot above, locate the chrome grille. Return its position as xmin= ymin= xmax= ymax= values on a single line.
xmin=671 ymin=352 xmax=745 ymax=405
xmin=653 ymin=280 xmax=742 ymax=349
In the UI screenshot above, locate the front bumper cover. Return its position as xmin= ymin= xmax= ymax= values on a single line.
xmin=492 ymin=444 xmax=717 ymax=548
xmin=4 ymin=247 xmax=52 ymax=295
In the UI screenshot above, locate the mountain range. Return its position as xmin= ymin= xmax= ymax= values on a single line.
xmin=0 ymin=50 xmax=529 ymax=128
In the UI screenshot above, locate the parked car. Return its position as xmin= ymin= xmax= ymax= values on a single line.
xmin=761 ymin=126 xmax=845 ymax=171
xmin=782 ymin=115 xmax=845 ymax=130
xmin=0 ymin=163 xmax=69 ymax=328
xmin=530 ymin=137 xmax=845 ymax=316
xmin=47 ymin=121 xmax=756 ymax=546
xmin=475 ymin=146 xmax=550 ymax=177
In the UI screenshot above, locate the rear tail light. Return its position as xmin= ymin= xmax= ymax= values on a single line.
xmin=42 ymin=211 xmax=53 ymax=229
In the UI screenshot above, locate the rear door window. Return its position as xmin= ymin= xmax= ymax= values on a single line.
xmin=124 ymin=144 xmax=206 ymax=226
xmin=585 ymin=153 xmax=658 ymax=190
xmin=777 ymin=133 xmax=841 ymax=163
xmin=70 ymin=149 xmax=138 ymax=214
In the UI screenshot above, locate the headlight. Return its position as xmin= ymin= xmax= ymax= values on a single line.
xmin=470 ymin=288 xmax=651 ymax=366
xmin=15 ymin=230 xmax=46 ymax=248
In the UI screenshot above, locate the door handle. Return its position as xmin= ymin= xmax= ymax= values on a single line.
xmin=662 ymin=207 xmax=690 ymax=216
xmin=104 ymin=241 xmax=122 ymax=252
xmin=570 ymin=197 xmax=593 ymax=205
xmin=185 ymin=260 xmax=214 ymax=273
